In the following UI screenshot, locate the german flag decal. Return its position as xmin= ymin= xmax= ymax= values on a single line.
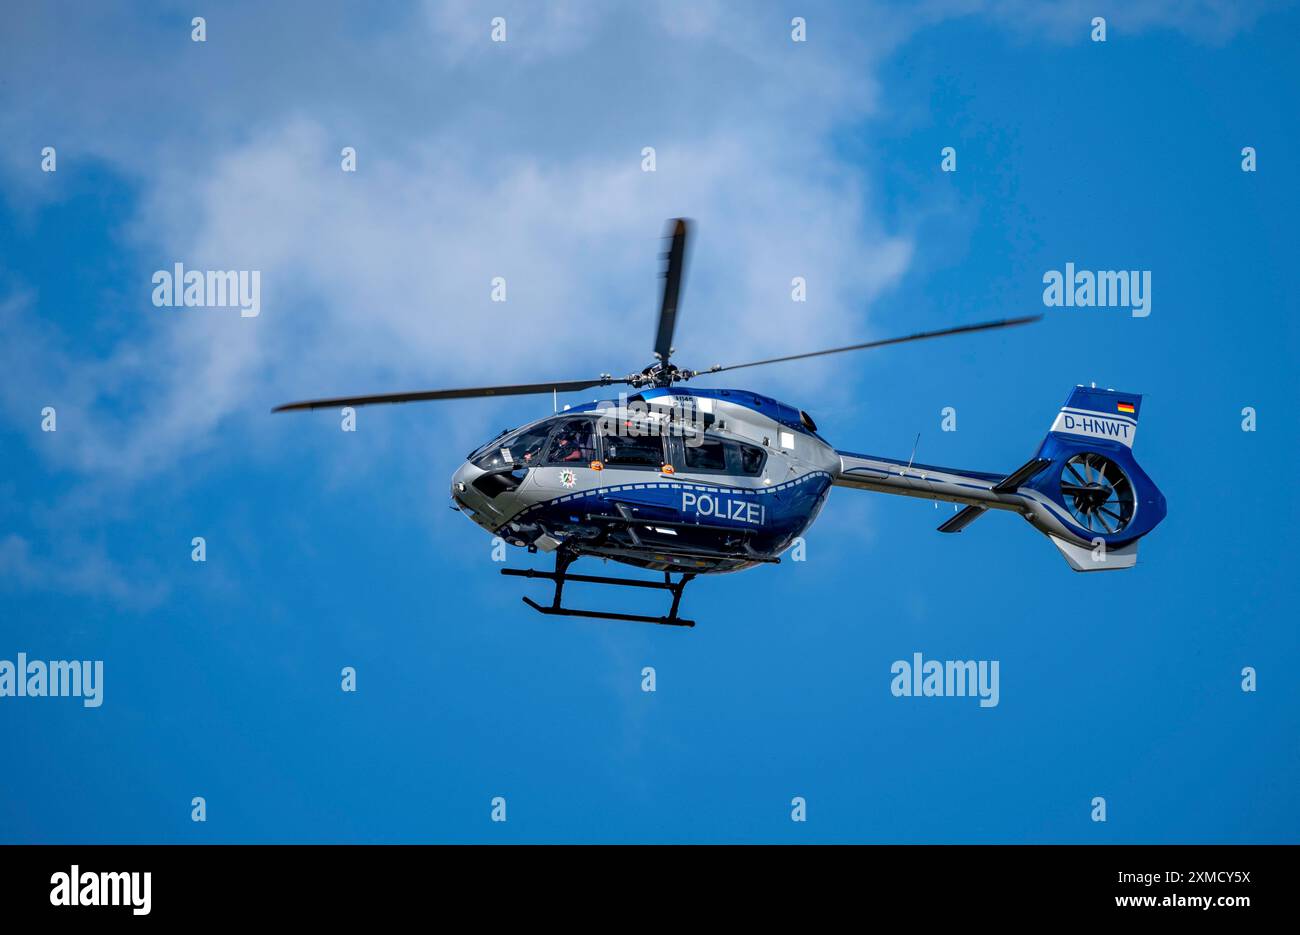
xmin=1117 ymin=401 xmax=1136 ymax=414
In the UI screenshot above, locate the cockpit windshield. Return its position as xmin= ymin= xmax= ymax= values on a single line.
xmin=472 ymin=421 xmax=552 ymax=471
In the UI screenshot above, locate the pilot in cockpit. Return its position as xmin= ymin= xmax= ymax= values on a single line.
xmin=549 ymin=434 xmax=586 ymax=463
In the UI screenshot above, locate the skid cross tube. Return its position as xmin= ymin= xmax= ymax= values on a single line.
xmin=501 ymin=552 xmax=697 ymax=627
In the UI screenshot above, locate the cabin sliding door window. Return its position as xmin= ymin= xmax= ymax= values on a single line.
xmin=599 ymin=427 xmax=664 ymax=469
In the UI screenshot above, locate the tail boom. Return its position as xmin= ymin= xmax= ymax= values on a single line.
xmin=833 ymin=386 xmax=1166 ymax=571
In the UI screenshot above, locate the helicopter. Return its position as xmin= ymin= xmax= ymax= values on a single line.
xmin=276 ymin=219 xmax=1167 ymax=628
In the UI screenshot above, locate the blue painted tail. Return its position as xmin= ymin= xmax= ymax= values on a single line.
xmin=1019 ymin=386 xmax=1166 ymax=570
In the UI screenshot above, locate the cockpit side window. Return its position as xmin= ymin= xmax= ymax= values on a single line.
xmin=735 ymin=442 xmax=766 ymax=477
xmin=544 ymin=418 xmax=598 ymax=465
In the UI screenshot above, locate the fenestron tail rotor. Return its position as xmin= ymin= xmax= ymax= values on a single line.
xmin=1060 ymin=453 xmax=1135 ymax=534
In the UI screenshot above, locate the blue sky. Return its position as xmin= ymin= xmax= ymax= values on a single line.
xmin=1 ymin=1 xmax=1297 ymax=842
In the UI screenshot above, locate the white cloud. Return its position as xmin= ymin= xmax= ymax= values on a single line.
xmin=44 ymin=117 xmax=908 ymax=478
xmin=0 ymin=533 xmax=168 ymax=609
xmin=423 ymin=0 xmax=600 ymax=64
xmin=2 ymin=3 xmax=919 ymax=481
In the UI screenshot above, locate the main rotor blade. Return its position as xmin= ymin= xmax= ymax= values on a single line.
xmin=693 ymin=315 xmax=1042 ymax=377
xmin=653 ymin=218 xmax=690 ymax=363
xmin=273 ymin=377 xmax=625 ymax=413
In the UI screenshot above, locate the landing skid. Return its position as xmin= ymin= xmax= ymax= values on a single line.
xmin=501 ymin=552 xmax=697 ymax=628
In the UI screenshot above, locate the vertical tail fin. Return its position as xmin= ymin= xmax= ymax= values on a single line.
xmin=1022 ymin=386 xmax=1165 ymax=571
xmin=1045 ymin=385 xmax=1141 ymax=450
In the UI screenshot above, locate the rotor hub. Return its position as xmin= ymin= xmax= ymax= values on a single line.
xmin=630 ymin=361 xmax=693 ymax=388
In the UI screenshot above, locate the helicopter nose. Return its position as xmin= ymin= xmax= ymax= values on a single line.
xmin=449 ymin=461 xmax=500 ymax=530
xmin=450 ymin=461 xmax=477 ymax=506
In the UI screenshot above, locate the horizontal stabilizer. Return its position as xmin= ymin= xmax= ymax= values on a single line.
xmin=938 ymin=504 xmax=987 ymax=533
xmin=1049 ymin=535 xmax=1138 ymax=572
xmin=992 ymin=457 xmax=1052 ymax=493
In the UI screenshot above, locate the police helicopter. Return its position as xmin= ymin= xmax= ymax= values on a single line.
xmin=276 ymin=220 xmax=1166 ymax=627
